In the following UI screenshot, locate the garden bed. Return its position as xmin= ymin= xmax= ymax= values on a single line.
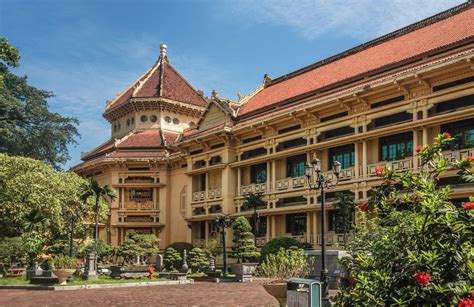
xmin=0 ymin=275 xmax=192 ymax=290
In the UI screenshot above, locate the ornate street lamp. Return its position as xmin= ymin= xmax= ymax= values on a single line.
xmin=215 ymin=214 xmax=232 ymax=276
xmin=305 ymin=159 xmax=341 ymax=306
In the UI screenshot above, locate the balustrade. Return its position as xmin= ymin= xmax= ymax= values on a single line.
xmin=367 ymin=158 xmax=413 ymax=176
xmin=240 ymin=183 xmax=266 ymax=195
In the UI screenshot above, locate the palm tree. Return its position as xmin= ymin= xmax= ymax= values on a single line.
xmin=23 ymin=208 xmax=50 ymax=233
xmin=334 ymin=192 xmax=355 ymax=248
xmin=81 ymin=177 xmax=116 ymax=262
xmin=242 ymin=192 xmax=266 ymax=240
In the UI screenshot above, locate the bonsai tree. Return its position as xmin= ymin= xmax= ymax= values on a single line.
xmin=79 ymin=240 xmax=117 ymax=263
xmin=51 ymin=254 xmax=79 ymax=270
xmin=188 ymin=247 xmax=208 ymax=272
xmin=163 ymin=247 xmax=182 ymax=271
xmin=257 ymin=247 xmax=313 ymax=283
xmin=334 ymin=134 xmax=474 ymax=306
xmin=334 ymin=191 xmax=355 ymax=248
xmin=242 ymin=192 xmax=266 ymax=239
xmin=80 ymin=177 xmax=116 ymax=261
xmin=119 ymin=233 xmax=160 ymax=264
xmin=232 ymin=216 xmax=260 ymax=263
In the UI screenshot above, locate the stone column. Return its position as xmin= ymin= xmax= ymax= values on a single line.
xmin=306 ymin=212 xmax=311 ymax=243
xmin=422 ymin=127 xmax=428 ymax=147
xmin=362 ymin=141 xmax=368 ymax=177
xmin=354 ymin=142 xmax=360 ymax=178
xmin=271 ymin=216 xmax=276 ymax=238
xmin=266 ymin=216 xmax=270 ymax=242
xmin=271 ymin=160 xmax=276 ymax=190
xmin=413 ymin=130 xmax=419 ymax=170
xmin=237 ymin=168 xmax=241 ymax=196
xmin=205 ymin=220 xmax=209 ymax=247
xmin=312 ymin=211 xmax=318 ymax=247
xmin=266 ymin=161 xmax=271 ymax=192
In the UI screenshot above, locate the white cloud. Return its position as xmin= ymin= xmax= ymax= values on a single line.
xmin=220 ymin=0 xmax=465 ymax=40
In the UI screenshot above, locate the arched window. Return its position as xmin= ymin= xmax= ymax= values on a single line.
xmin=164 ymin=116 xmax=171 ymax=123
xmin=150 ymin=115 xmax=158 ymax=122
xmin=141 ymin=115 xmax=148 ymax=123
xmin=173 ymin=118 xmax=180 ymax=125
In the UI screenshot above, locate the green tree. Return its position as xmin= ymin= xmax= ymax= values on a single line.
xmin=232 ymin=216 xmax=260 ymax=263
xmin=80 ymin=177 xmax=116 ymax=258
xmin=0 ymin=36 xmax=78 ymax=169
xmin=0 ymin=154 xmax=95 ymax=240
xmin=188 ymin=247 xmax=208 ymax=272
xmin=334 ymin=191 xmax=355 ymax=248
xmin=163 ymin=247 xmax=182 ymax=271
xmin=242 ymin=192 xmax=266 ymax=239
xmin=119 ymin=233 xmax=160 ymax=264
xmin=334 ymin=134 xmax=474 ymax=306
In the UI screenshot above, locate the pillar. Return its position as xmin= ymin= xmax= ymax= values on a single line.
xmin=266 ymin=161 xmax=271 ymax=191
xmin=306 ymin=212 xmax=311 ymax=243
xmin=422 ymin=127 xmax=428 ymax=147
xmin=266 ymin=217 xmax=270 ymax=242
xmin=271 ymin=216 xmax=276 ymax=238
xmin=237 ymin=168 xmax=241 ymax=196
xmin=413 ymin=130 xmax=419 ymax=170
xmin=271 ymin=160 xmax=276 ymax=190
xmin=312 ymin=211 xmax=317 ymax=247
xmin=354 ymin=142 xmax=360 ymax=178
xmin=153 ymin=187 xmax=158 ymax=209
xmin=205 ymin=220 xmax=209 ymax=245
xmin=362 ymin=141 xmax=368 ymax=177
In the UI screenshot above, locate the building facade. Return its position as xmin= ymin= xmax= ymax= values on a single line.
xmin=74 ymin=2 xmax=474 ymax=250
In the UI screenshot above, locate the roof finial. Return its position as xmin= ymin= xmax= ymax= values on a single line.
xmin=160 ymin=44 xmax=167 ymax=58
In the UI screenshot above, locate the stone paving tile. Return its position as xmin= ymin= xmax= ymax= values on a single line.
xmin=0 ymin=282 xmax=279 ymax=307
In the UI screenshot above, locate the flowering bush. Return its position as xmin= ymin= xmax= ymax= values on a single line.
xmin=334 ymin=134 xmax=473 ymax=306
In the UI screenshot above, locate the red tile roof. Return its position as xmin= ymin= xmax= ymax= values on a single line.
xmin=240 ymin=5 xmax=474 ymax=116
xmin=81 ymin=130 xmax=180 ymax=161
xmin=105 ymin=57 xmax=207 ymax=112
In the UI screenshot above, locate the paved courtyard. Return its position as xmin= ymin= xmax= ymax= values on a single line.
xmin=0 ymin=282 xmax=279 ymax=306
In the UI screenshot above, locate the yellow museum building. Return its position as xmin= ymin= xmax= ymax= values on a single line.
xmin=74 ymin=3 xmax=474 ymax=250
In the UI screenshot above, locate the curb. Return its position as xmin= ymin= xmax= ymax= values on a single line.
xmin=0 ymin=279 xmax=193 ymax=291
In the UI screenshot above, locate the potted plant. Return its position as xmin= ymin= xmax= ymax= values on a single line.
xmin=230 ymin=216 xmax=260 ymax=281
xmin=51 ymin=255 xmax=78 ymax=285
xmin=257 ymin=247 xmax=313 ymax=306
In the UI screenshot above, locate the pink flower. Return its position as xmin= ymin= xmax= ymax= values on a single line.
xmin=375 ymin=166 xmax=384 ymax=176
xmin=463 ymin=202 xmax=474 ymax=210
xmin=415 ymin=145 xmax=423 ymax=153
xmin=458 ymin=298 xmax=473 ymax=307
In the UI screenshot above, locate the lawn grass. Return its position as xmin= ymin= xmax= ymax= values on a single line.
xmin=0 ymin=277 xmax=29 ymax=285
xmin=63 ymin=275 xmax=168 ymax=286
xmin=0 ymin=275 xmax=169 ymax=286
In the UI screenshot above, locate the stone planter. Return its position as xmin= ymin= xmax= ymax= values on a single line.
xmin=110 ymin=265 xmax=150 ymax=279
xmin=263 ymin=283 xmax=287 ymax=307
xmin=229 ymin=263 xmax=258 ymax=282
xmin=53 ymin=269 xmax=76 ymax=285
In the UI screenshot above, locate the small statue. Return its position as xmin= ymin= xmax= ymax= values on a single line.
xmin=209 ymin=258 xmax=216 ymax=272
xmin=181 ymin=249 xmax=189 ymax=273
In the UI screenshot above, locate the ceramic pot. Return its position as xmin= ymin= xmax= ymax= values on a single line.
xmin=263 ymin=283 xmax=287 ymax=307
xmin=53 ymin=269 xmax=76 ymax=285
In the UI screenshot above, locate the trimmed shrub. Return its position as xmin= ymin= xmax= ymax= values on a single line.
xmin=232 ymin=216 xmax=260 ymax=262
xmin=188 ymin=248 xmax=208 ymax=272
xmin=163 ymin=247 xmax=182 ymax=271
xmin=260 ymin=237 xmax=302 ymax=260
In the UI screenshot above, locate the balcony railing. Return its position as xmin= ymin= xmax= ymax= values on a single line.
xmin=208 ymin=188 xmax=222 ymax=199
xmin=240 ymin=183 xmax=266 ymax=195
xmin=315 ymin=233 xmax=355 ymax=246
xmin=125 ymin=202 xmax=153 ymax=210
xmin=368 ymin=158 xmax=413 ymax=176
xmin=286 ymin=234 xmax=307 ymax=243
xmin=442 ymin=147 xmax=474 ymax=162
xmin=192 ymin=191 xmax=206 ymax=202
xmin=192 ymin=239 xmax=221 ymax=248
xmin=275 ymin=176 xmax=306 ymax=191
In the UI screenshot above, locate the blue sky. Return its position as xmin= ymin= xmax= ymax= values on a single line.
xmin=0 ymin=0 xmax=465 ymax=169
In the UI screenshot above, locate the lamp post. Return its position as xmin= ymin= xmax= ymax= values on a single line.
xmin=305 ymin=158 xmax=341 ymax=306
xmin=62 ymin=204 xmax=79 ymax=257
xmin=215 ymin=214 xmax=232 ymax=276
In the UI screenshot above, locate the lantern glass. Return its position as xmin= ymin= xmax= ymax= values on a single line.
xmin=305 ymin=163 xmax=313 ymax=177
xmin=312 ymin=158 xmax=321 ymax=172
xmin=332 ymin=161 xmax=341 ymax=175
